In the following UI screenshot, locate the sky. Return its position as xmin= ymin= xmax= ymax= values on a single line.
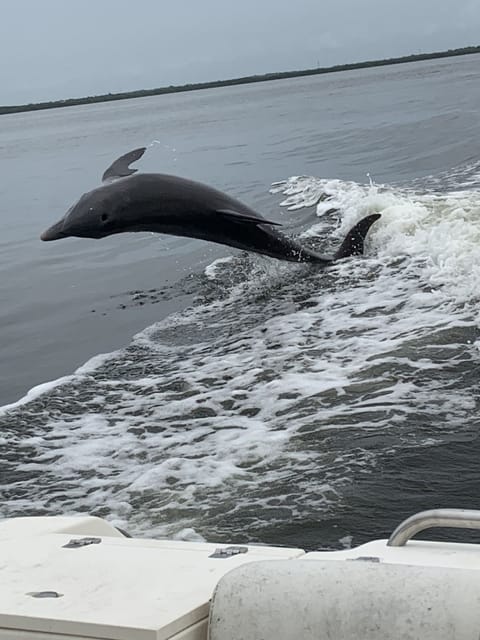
xmin=1 ymin=0 xmax=479 ymax=104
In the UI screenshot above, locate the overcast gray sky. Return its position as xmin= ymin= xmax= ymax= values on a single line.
xmin=1 ymin=0 xmax=479 ymax=104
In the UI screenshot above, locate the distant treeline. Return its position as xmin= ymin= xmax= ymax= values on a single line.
xmin=2 ymin=45 xmax=480 ymax=115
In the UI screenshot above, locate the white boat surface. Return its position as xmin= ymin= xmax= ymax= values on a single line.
xmin=1 ymin=508 xmax=480 ymax=639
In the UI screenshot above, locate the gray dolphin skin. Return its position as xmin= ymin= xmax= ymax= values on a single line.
xmin=41 ymin=148 xmax=380 ymax=264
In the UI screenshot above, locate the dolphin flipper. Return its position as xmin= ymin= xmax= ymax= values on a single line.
xmin=333 ymin=214 xmax=381 ymax=260
xmin=102 ymin=147 xmax=147 ymax=183
xmin=216 ymin=208 xmax=282 ymax=226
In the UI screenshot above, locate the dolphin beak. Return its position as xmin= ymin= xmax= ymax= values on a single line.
xmin=40 ymin=219 xmax=67 ymax=241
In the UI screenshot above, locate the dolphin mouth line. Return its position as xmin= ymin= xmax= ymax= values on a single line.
xmin=40 ymin=221 xmax=67 ymax=241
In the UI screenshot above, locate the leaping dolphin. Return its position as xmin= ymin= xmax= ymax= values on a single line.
xmin=41 ymin=147 xmax=380 ymax=264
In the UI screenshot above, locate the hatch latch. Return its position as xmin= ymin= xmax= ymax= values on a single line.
xmin=209 ymin=545 xmax=248 ymax=559
xmin=63 ymin=536 xmax=102 ymax=549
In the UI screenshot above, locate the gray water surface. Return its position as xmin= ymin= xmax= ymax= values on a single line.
xmin=2 ymin=55 xmax=480 ymax=404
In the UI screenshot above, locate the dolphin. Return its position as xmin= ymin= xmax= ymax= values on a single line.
xmin=41 ymin=147 xmax=380 ymax=264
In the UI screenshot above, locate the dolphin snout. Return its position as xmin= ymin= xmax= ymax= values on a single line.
xmin=40 ymin=219 xmax=67 ymax=241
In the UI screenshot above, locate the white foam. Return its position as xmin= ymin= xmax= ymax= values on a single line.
xmin=275 ymin=175 xmax=480 ymax=301
xmin=204 ymin=255 xmax=235 ymax=280
xmin=0 ymin=350 xmax=120 ymax=417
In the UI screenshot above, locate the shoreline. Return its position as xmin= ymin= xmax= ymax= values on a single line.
xmin=2 ymin=45 xmax=480 ymax=116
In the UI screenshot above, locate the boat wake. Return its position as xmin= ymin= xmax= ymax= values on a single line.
xmin=1 ymin=169 xmax=480 ymax=546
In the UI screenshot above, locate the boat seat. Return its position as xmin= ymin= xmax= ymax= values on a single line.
xmin=209 ymin=558 xmax=480 ymax=640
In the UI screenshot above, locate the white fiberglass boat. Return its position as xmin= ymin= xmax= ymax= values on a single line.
xmin=1 ymin=509 xmax=480 ymax=639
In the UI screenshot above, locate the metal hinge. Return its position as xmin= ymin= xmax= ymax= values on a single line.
xmin=209 ymin=545 xmax=248 ymax=559
xmin=63 ymin=537 xmax=102 ymax=549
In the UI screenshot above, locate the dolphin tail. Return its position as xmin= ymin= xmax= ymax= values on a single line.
xmin=333 ymin=213 xmax=381 ymax=260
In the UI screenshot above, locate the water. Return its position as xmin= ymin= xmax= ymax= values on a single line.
xmin=1 ymin=55 xmax=480 ymax=549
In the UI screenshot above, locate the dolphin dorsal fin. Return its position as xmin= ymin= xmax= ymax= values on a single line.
xmin=102 ymin=147 xmax=147 ymax=182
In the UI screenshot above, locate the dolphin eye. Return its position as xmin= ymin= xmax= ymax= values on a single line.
xmin=101 ymin=213 xmax=109 ymax=223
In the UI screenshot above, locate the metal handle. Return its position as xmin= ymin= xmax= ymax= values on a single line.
xmin=387 ymin=509 xmax=480 ymax=547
